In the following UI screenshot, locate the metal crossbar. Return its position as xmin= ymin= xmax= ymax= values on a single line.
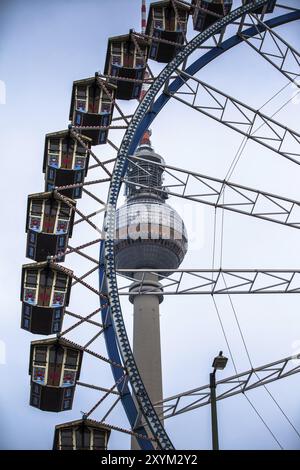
xmin=125 ymin=156 xmax=300 ymax=229
xmin=153 ymin=354 xmax=300 ymax=420
xmin=168 ymin=70 xmax=300 ymax=166
xmin=117 ymin=269 xmax=300 ymax=295
xmin=239 ymin=13 xmax=300 ymax=86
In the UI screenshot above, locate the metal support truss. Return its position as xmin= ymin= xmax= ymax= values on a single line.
xmin=239 ymin=13 xmax=300 ymax=86
xmin=154 ymin=354 xmax=300 ymax=420
xmin=101 ymin=2 xmax=300 ymax=451
xmin=117 ymin=269 xmax=300 ymax=295
xmin=54 ymin=190 xmax=103 ymax=235
xmin=71 ymin=129 xmax=112 ymax=177
xmin=125 ymin=156 xmax=300 ymax=229
xmin=168 ymin=69 xmax=300 ymax=166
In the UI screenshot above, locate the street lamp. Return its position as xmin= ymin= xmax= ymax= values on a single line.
xmin=210 ymin=351 xmax=228 ymax=450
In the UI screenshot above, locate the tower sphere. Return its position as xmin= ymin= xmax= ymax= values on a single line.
xmin=114 ymin=139 xmax=188 ymax=278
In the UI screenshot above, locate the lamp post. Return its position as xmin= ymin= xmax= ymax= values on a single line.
xmin=210 ymin=351 xmax=228 ymax=450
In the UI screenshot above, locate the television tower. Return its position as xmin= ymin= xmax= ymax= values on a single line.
xmin=114 ymin=131 xmax=188 ymax=448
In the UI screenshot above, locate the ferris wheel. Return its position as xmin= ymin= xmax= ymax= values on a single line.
xmin=20 ymin=0 xmax=300 ymax=450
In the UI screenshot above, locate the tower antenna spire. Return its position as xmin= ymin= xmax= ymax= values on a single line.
xmin=141 ymin=0 xmax=147 ymax=34
xmin=140 ymin=1 xmax=151 ymax=146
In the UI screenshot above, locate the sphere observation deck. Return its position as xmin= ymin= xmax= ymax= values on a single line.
xmin=114 ymin=135 xmax=188 ymax=278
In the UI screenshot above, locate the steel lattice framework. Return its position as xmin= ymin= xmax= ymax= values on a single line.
xmin=117 ymin=268 xmax=300 ymax=295
xmin=155 ymin=354 xmax=300 ymax=420
xmin=125 ymin=156 xmax=300 ymax=229
xmin=168 ymin=71 xmax=300 ymax=166
xmin=239 ymin=13 xmax=300 ymax=86
xmin=98 ymin=0 xmax=300 ymax=450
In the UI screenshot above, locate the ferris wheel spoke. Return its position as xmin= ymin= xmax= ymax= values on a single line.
xmin=71 ymin=129 xmax=113 ymax=177
xmin=117 ymin=269 xmax=300 ymax=295
xmin=99 ymin=397 xmax=123 ymax=423
xmin=125 ymin=156 xmax=300 ymax=229
xmin=54 ymin=190 xmax=103 ymax=235
xmin=74 ymin=208 xmax=106 ymax=226
xmin=67 ymin=244 xmax=99 ymax=265
xmin=107 ymin=139 xmax=120 ymax=153
xmin=83 ymin=375 xmax=126 ymax=419
xmin=72 ymin=250 xmax=99 ymax=272
xmin=65 ymin=237 xmax=102 ymax=255
xmin=168 ymin=69 xmax=300 ymax=165
xmin=65 ymin=310 xmax=104 ymax=330
xmin=151 ymin=354 xmax=300 ymax=421
xmin=96 ymin=75 xmax=132 ymax=126
xmin=82 ymin=187 xmax=106 ymax=206
xmin=53 ymin=178 xmax=110 ymax=197
xmin=60 ymin=309 xmax=104 ymax=337
xmin=86 ymin=155 xmax=116 ymax=173
xmin=96 ymin=421 xmax=156 ymax=444
xmin=51 ymin=261 xmax=106 ymax=299
xmin=72 ymin=265 xmax=100 ymax=287
xmin=77 ymin=381 xmax=120 ymax=395
xmin=131 ymin=34 xmax=155 ymax=80
xmin=238 ymin=13 xmax=300 ymax=87
xmin=83 ymin=329 xmax=105 ymax=349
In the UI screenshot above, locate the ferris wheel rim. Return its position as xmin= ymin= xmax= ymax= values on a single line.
xmin=101 ymin=2 xmax=300 ymax=450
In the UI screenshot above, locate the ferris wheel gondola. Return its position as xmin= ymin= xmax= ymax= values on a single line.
xmin=29 ymin=337 xmax=83 ymax=412
xmin=146 ymin=0 xmax=190 ymax=62
xmin=69 ymin=75 xmax=117 ymax=145
xmin=25 ymin=191 xmax=76 ymax=263
xmin=43 ymin=129 xmax=92 ymax=199
xmin=104 ymin=32 xmax=149 ymax=100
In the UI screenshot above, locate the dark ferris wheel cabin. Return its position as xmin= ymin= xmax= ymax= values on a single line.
xmin=21 ymin=261 xmax=72 ymax=335
xmin=104 ymin=31 xmax=149 ymax=100
xmin=43 ymin=129 xmax=92 ymax=199
xmin=146 ymin=0 xmax=189 ymax=63
xmin=191 ymin=0 xmax=233 ymax=32
xmin=191 ymin=0 xmax=276 ymax=34
xmin=29 ymin=338 xmax=83 ymax=412
xmin=25 ymin=191 xmax=75 ymax=263
xmin=69 ymin=75 xmax=117 ymax=145
xmin=53 ymin=419 xmax=111 ymax=450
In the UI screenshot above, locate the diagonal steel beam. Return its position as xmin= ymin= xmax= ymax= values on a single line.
xmin=125 ymin=156 xmax=300 ymax=229
xmin=117 ymin=269 xmax=300 ymax=295
xmin=239 ymin=13 xmax=300 ymax=87
xmin=167 ymin=69 xmax=300 ymax=166
xmin=153 ymin=354 xmax=300 ymax=420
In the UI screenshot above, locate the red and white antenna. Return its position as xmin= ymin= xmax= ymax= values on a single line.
xmin=140 ymin=0 xmax=148 ymax=101
xmin=141 ymin=0 xmax=147 ymax=34
xmin=139 ymin=0 xmax=152 ymax=145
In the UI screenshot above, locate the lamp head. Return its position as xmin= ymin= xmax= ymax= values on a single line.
xmin=212 ymin=351 xmax=228 ymax=371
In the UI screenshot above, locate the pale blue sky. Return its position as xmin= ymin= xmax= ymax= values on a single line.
xmin=1 ymin=0 xmax=300 ymax=450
